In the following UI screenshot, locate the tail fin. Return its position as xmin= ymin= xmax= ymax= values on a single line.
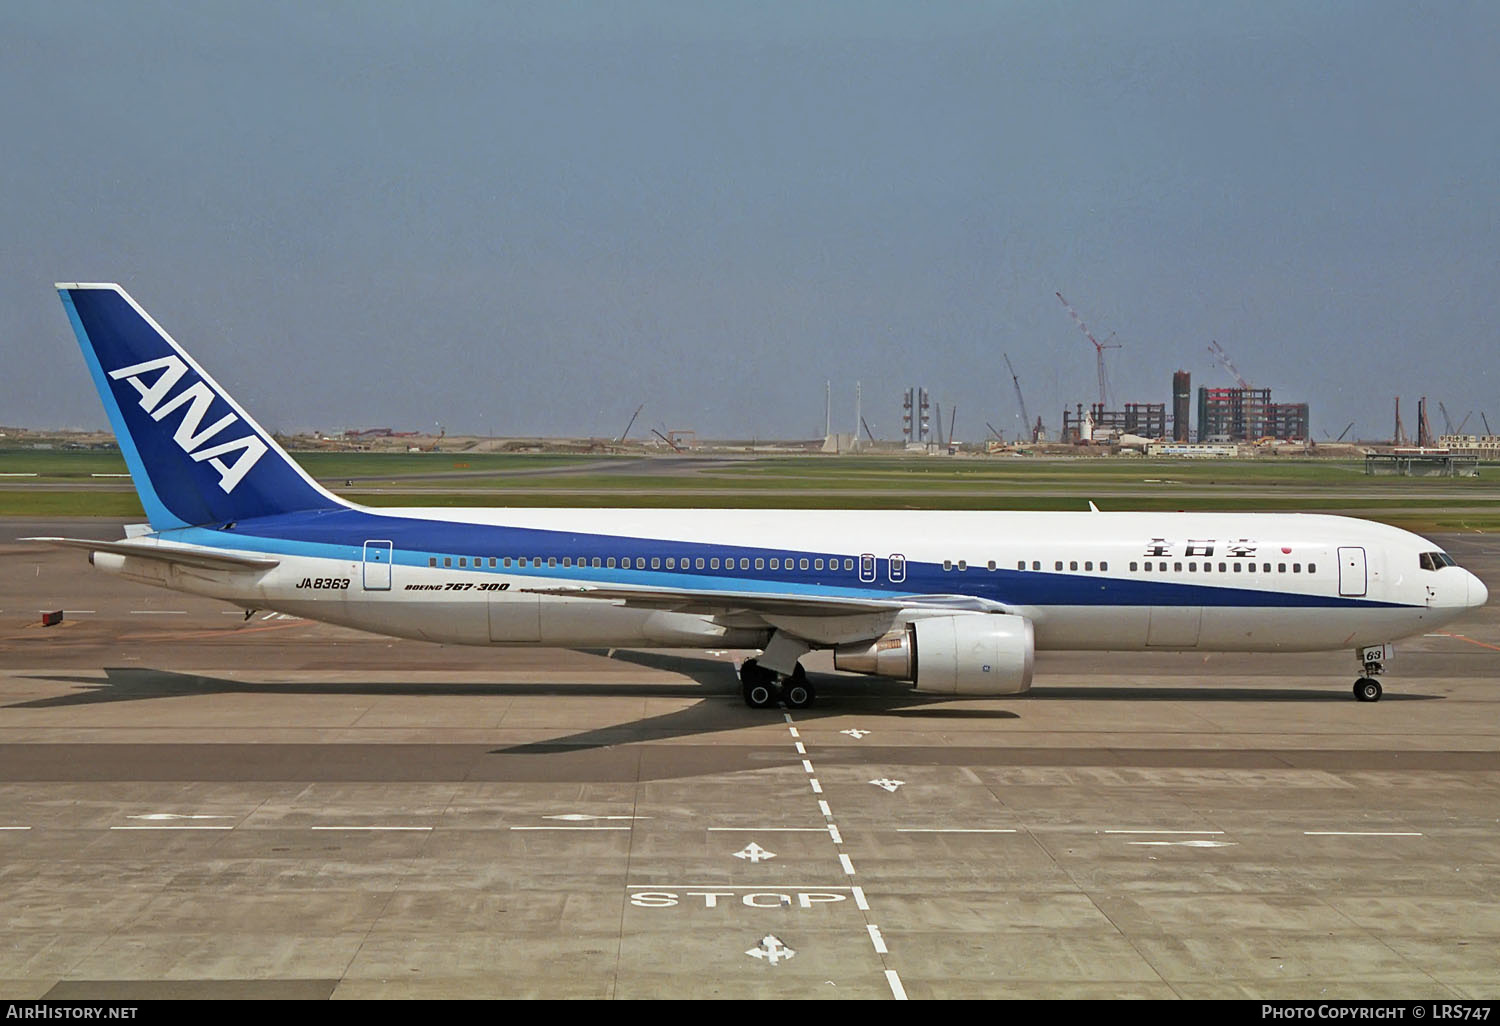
xmin=57 ymin=283 xmax=348 ymax=529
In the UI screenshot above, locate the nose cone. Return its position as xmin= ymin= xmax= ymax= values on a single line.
xmin=1470 ymin=571 xmax=1489 ymax=609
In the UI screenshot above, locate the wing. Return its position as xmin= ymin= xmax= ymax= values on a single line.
xmin=520 ymin=583 xmax=1009 ymax=618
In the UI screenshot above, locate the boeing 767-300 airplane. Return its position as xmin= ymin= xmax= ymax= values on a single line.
xmin=31 ymin=283 xmax=1488 ymax=707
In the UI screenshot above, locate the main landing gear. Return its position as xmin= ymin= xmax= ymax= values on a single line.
xmin=739 ymin=658 xmax=816 ymax=710
xmin=1354 ymin=644 xmax=1390 ymax=702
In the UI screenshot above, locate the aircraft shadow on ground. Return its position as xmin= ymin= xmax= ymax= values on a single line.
xmin=9 ymin=655 xmax=1432 ymax=754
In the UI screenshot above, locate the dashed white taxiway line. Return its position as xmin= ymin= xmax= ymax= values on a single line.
xmin=783 ymin=713 xmax=905 ymax=1000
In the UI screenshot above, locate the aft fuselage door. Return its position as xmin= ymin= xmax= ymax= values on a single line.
xmin=1337 ymin=546 xmax=1367 ymax=597
xmin=363 ymin=540 xmax=394 ymax=591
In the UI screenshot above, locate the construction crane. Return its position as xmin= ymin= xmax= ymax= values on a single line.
xmin=1056 ymin=292 xmax=1121 ymax=407
xmin=1207 ymin=340 xmax=1251 ymax=390
xmin=650 ymin=428 xmax=684 ymax=453
xmin=1003 ymin=353 xmax=1036 ymax=443
xmin=617 ymin=403 xmax=644 ymax=443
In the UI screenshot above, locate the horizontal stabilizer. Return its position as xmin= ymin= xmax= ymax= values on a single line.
xmin=24 ymin=536 xmax=280 ymax=572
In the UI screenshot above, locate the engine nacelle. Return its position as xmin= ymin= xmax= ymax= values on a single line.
xmin=834 ymin=614 xmax=1035 ymax=696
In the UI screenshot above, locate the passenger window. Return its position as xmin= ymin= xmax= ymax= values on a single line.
xmin=710 ymin=558 xmax=720 ymax=569
xmin=1308 ymin=563 xmax=1316 ymax=573
xmin=1188 ymin=562 xmax=1196 ymax=572
xmin=755 ymin=558 xmax=764 ymax=570
xmin=607 ymin=558 xmax=616 ymax=568
xmin=1232 ymin=563 xmax=1240 ymax=573
xmin=1085 ymin=561 xmax=1093 ymax=571
xmin=695 ymin=558 xmax=704 ymax=569
xmin=958 ymin=560 xmax=967 ymax=571
xmin=1130 ymin=561 xmax=1138 ymax=571
xmin=1100 ymin=561 xmax=1108 ymax=571
xmin=814 ymin=559 xmax=823 ymax=570
xmin=1278 ymin=563 xmax=1286 ymax=573
xmin=459 ymin=558 xmax=467 ymax=568
xmin=444 ymin=557 xmax=452 ymax=568
xmin=592 ymin=558 xmax=601 ymax=568
xmin=651 ymin=557 xmax=660 ymax=569
xmin=1293 ymin=563 xmax=1301 ymax=573
xmin=799 ymin=558 xmax=809 ymax=570
xmin=944 ymin=560 xmax=952 ymax=571
xmin=770 ymin=558 xmax=779 ymax=570
xmin=1069 ymin=561 xmax=1078 ymax=571
xmin=428 ymin=557 xmax=437 ymax=567
xmin=1017 ymin=561 xmax=1026 ymax=570
xmin=1218 ymin=562 xmax=1226 ymax=572
xmin=1032 ymin=561 xmax=1041 ymax=570
xmin=1055 ymin=561 xmax=1063 ymax=571
xmin=843 ymin=558 xmax=854 ymax=571
xmin=740 ymin=558 xmax=750 ymax=570
xmin=988 ymin=560 xmax=996 ymax=571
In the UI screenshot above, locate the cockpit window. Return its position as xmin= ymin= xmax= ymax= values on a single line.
xmin=1419 ymin=551 xmax=1456 ymax=571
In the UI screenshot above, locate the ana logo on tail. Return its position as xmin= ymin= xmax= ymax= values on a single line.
xmin=108 ymin=355 xmax=267 ymax=493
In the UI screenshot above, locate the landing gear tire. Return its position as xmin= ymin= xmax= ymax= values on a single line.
xmin=743 ymin=679 xmax=776 ymax=709
xmin=783 ymin=679 xmax=816 ymax=710
xmin=740 ymin=659 xmax=777 ymax=709
xmin=1354 ymin=677 xmax=1383 ymax=702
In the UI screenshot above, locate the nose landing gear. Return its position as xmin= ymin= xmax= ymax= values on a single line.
xmin=1354 ymin=644 xmax=1390 ymax=702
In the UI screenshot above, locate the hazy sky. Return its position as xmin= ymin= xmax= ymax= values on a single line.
xmin=2 ymin=1 xmax=1496 ymax=442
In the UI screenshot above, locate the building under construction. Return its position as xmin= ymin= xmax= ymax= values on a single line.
xmin=1172 ymin=371 xmax=1192 ymax=441
xmin=901 ymin=387 xmax=932 ymax=444
xmin=1196 ymin=387 xmax=1309 ymax=442
xmin=1060 ymin=402 xmax=1166 ymax=443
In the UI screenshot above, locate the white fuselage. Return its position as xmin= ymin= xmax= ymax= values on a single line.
xmin=91 ymin=508 xmax=1486 ymax=656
